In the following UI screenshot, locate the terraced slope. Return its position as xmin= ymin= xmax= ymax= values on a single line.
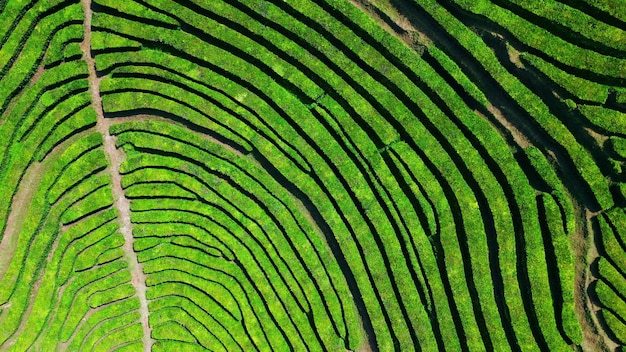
xmin=0 ymin=0 xmax=624 ymax=351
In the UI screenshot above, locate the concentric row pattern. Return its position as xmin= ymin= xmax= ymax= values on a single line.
xmin=0 ymin=0 xmax=624 ymax=351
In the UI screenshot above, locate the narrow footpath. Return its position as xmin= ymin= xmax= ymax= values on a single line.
xmin=79 ymin=0 xmax=153 ymax=350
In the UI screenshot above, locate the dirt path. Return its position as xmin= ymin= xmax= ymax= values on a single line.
xmin=79 ymin=0 xmax=153 ymax=350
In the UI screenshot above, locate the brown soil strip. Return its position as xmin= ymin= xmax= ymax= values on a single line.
xmin=491 ymin=32 xmax=524 ymax=69
xmin=486 ymin=103 xmax=532 ymax=148
xmin=29 ymin=65 xmax=45 ymax=87
xmin=578 ymin=209 xmax=620 ymax=352
xmin=0 ymin=162 xmax=42 ymax=282
xmin=79 ymin=0 xmax=153 ymax=350
xmin=348 ymin=0 xmax=429 ymax=48
xmin=584 ymin=127 xmax=609 ymax=146
xmin=507 ymin=47 xmax=524 ymax=69
xmin=473 ymin=105 xmax=532 ymax=149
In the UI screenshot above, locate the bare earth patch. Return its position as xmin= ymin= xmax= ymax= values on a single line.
xmin=0 ymin=162 xmax=42 ymax=282
xmin=29 ymin=65 xmax=45 ymax=87
xmin=348 ymin=0 xmax=430 ymax=49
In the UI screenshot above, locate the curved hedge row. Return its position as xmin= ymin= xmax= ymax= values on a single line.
xmin=0 ymin=0 xmax=624 ymax=350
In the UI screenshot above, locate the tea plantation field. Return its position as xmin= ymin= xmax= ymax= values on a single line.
xmin=0 ymin=0 xmax=625 ymax=351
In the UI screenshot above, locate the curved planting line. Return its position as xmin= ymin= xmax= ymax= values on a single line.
xmin=158 ymin=2 xmax=572 ymax=348
xmin=133 ymin=204 xmax=319 ymax=350
xmin=147 ymin=273 xmax=267 ymax=350
xmin=114 ymin=123 xmax=357 ymax=329
xmin=117 ymin=129 xmax=376 ymax=346
xmin=131 ymin=199 xmax=315 ymax=350
xmin=67 ymin=298 xmax=140 ymax=350
xmin=0 ymin=162 xmax=43 ymax=281
xmin=0 ymin=144 xmax=106 ymax=343
xmin=80 ymin=0 xmax=153 ymax=349
xmin=149 ymin=308 xmax=211 ymax=348
xmin=1 ymin=0 xmax=625 ymax=350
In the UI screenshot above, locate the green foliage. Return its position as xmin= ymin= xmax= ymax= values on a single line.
xmin=579 ymin=105 xmax=626 ymax=135
xmin=453 ymin=0 xmax=626 ymax=78
xmin=43 ymin=24 xmax=84 ymax=66
xmin=609 ymin=136 xmax=626 ymax=159
xmin=91 ymin=31 xmax=141 ymax=52
xmin=541 ymin=194 xmax=582 ymax=343
xmin=509 ymin=0 xmax=626 ymax=51
xmin=1 ymin=0 xmax=624 ymax=351
xmin=521 ymin=53 xmax=610 ymax=103
xmin=60 ymin=184 xmax=113 ymax=225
